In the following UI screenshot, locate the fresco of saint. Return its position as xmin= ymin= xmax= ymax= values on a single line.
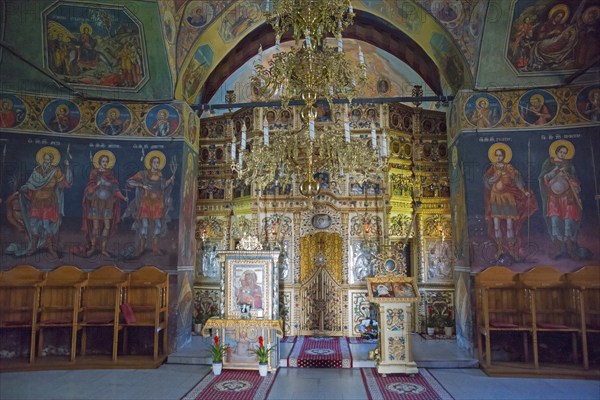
xmin=538 ymin=140 xmax=586 ymax=260
xmin=124 ymin=151 xmax=176 ymax=257
xmin=6 ymin=146 xmax=72 ymax=257
xmin=82 ymin=150 xmax=127 ymax=257
xmin=483 ymin=143 xmax=538 ymax=261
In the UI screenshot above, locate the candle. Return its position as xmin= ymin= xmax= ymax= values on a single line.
xmin=275 ymin=36 xmax=280 ymax=53
xmin=305 ymin=32 xmax=312 ymax=49
xmin=337 ymin=37 xmax=343 ymax=52
xmin=231 ymin=141 xmax=236 ymax=161
xmin=382 ymin=131 xmax=388 ymax=157
xmin=258 ymin=45 xmax=263 ymax=64
xmin=359 ymin=46 xmax=364 ymax=65
xmin=241 ymin=123 xmax=247 ymax=149
xmin=238 ymin=150 xmax=243 ymax=168
xmin=344 ymin=121 xmax=351 ymax=143
xmin=371 ymin=122 xmax=377 ymax=148
xmin=263 ymin=117 xmax=269 ymax=146
xmin=309 ymin=118 xmax=315 ymax=141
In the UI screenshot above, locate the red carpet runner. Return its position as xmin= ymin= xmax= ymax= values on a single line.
xmin=361 ymin=368 xmax=453 ymax=400
xmin=182 ymin=369 xmax=278 ymax=400
xmin=288 ymin=336 xmax=352 ymax=368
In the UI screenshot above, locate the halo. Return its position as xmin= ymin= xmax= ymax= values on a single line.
xmin=530 ymin=94 xmax=544 ymax=105
xmin=1 ymin=97 xmax=13 ymax=109
xmin=582 ymin=6 xmax=600 ymax=24
xmin=80 ymin=23 xmax=93 ymax=34
xmin=475 ymin=97 xmax=489 ymax=108
xmin=55 ymin=104 xmax=70 ymax=116
xmin=107 ymin=108 xmax=121 ymax=118
xmin=488 ymin=142 xmax=512 ymax=163
xmin=92 ymin=150 xmax=116 ymax=169
xmin=548 ymin=4 xmax=569 ymax=23
xmin=588 ymin=88 xmax=600 ymax=102
xmin=157 ymin=109 xmax=169 ymax=119
xmin=35 ymin=146 xmax=60 ymax=166
xmin=549 ymin=139 xmax=575 ymax=159
xmin=144 ymin=150 xmax=166 ymax=170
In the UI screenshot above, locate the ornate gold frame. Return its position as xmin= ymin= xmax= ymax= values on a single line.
xmin=367 ymin=276 xmax=419 ymax=303
xmin=223 ymin=254 xmax=275 ymax=319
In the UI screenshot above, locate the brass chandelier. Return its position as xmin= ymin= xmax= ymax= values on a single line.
xmin=231 ymin=0 xmax=388 ymax=197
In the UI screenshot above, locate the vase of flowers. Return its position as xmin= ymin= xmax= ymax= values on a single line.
xmin=252 ymin=336 xmax=274 ymax=377
xmin=210 ymin=335 xmax=226 ymax=375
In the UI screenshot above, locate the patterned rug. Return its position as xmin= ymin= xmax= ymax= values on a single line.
xmin=182 ymin=369 xmax=278 ymax=400
xmin=281 ymin=336 xmax=297 ymax=343
xmin=348 ymin=337 xmax=378 ymax=344
xmin=361 ymin=368 xmax=453 ymax=400
xmin=288 ymin=336 xmax=352 ymax=368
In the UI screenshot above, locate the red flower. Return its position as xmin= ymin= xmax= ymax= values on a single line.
xmin=214 ymin=335 xmax=219 ymax=347
xmin=258 ymin=336 xmax=264 ymax=349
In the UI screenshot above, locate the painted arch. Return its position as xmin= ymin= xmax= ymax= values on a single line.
xmin=175 ymin=0 xmax=473 ymax=104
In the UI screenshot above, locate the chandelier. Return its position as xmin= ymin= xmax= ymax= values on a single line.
xmin=231 ymin=0 xmax=388 ymax=197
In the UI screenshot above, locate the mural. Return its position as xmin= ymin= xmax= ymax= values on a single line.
xmin=0 ymin=133 xmax=183 ymax=269
xmin=518 ymin=89 xmax=557 ymax=125
xmin=0 ymin=95 xmax=26 ymax=129
xmin=145 ymin=105 xmax=180 ymax=137
xmin=178 ymin=151 xmax=198 ymax=266
xmin=0 ymin=94 xmax=192 ymax=139
xmin=460 ymin=128 xmax=600 ymax=272
xmin=464 ymin=94 xmax=502 ymax=128
xmin=96 ymin=103 xmax=132 ymax=136
xmin=182 ymin=44 xmax=214 ymax=102
xmin=218 ymin=1 xmax=260 ymax=43
xmin=42 ymin=99 xmax=81 ymax=133
xmin=576 ymin=85 xmax=600 ymax=122
xmin=176 ymin=1 xmax=231 ymax=69
xmin=507 ymin=0 xmax=600 ymax=73
xmin=44 ymin=3 xmax=147 ymax=89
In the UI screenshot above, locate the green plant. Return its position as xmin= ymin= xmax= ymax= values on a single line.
xmin=210 ymin=335 xmax=227 ymax=363
xmin=252 ymin=336 xmax=275 ymax=364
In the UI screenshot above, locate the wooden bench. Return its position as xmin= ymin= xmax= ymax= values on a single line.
xmin=121 ymin=266 xmax=169 ymax=361
xmin=36 ymin=265 xmax=88 ymax=362
xmin=80 ymin=265 xmax=128 ymax=361
xmin=565 ymin=265 xmax=600 ymax=370
xmin=0 ymin=265 xmax=46 ymax=363
xmin=475 ymin=266 xmax=532 ymax=368
xmin=518 ymin=266 xmax=582 ymax=369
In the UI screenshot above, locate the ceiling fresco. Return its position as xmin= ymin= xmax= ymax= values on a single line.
xmin=477 ymin=0 xmax=600 ymax=89
xmin=205 ymin=38 xmax=438 ymax=115
xmin=0 ymin=0 xmax=172 ymax=101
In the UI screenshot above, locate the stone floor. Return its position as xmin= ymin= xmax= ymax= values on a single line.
xmin=1 ymin=335 xmax=598 ymax=400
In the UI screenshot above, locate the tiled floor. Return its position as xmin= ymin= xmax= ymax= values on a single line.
xmin=1 ymin=335 xmax=598 ymax=400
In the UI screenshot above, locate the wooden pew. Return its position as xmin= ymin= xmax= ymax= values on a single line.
xmin=518 ymin=266 xmax=582 ymax=369
xmin=121 ymin=266 xmax=168 ymax=361
xmin=0 ymin=265 xmax=46 ymax=363
xmin=475 ymin=266 xmax=532 ymax=368
xmin=565 ymin=266 xmax=600 ymax=370
xmin=80 ymin=265 xmax=128 ymax=361
xmin=36 ymin=266 xmax=88 ymax=362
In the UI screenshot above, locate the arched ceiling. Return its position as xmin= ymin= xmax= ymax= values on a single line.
xmin=199 ymin=11 xmax=444 ymax=105
xmin=174 ymin=1 xmax=472 ymax=105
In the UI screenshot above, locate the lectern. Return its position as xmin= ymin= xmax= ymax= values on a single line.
xmin=367 ymin=275 xmax=420 ymax=375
